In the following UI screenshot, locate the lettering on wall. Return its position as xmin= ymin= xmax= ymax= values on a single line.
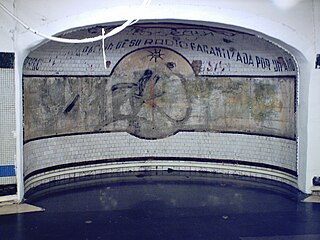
xmin=23 ymin=24 xmax=297 ymax=76
xmin=24 ymin=57 xmax=43 ymax=71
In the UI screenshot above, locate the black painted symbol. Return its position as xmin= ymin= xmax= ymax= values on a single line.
xmin=223 ymin=38 xmax=233 ymax=43
xmin=105 ymin=61 xmax=111 ymax=68
xmin=166 ymin=62 xmax=176 ymax=71
xmin=147 ymin=48 xmax=164 ymax=62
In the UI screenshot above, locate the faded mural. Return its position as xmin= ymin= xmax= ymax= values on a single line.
xmin=24 ymin=47 xmax=296 ymax=141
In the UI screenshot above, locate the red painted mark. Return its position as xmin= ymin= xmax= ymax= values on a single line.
xmin=145 ymin=80 xmax=157 ymax=108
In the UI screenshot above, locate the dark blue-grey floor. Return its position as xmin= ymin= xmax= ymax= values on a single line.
xmin=1 ymin=171 xmax=320 ymax=240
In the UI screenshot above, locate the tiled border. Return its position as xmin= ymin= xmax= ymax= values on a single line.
xmin=0 ymin=53 xmax=16 ymax=188
xmin=24 ymin=159 xmax=298 ymax=193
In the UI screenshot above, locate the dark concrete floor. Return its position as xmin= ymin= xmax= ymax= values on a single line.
xmin=1 ymin=171 xmax=320 ymax=240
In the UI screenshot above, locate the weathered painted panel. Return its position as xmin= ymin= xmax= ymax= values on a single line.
xmin=24 ymin=48 xmax=295 ymax=141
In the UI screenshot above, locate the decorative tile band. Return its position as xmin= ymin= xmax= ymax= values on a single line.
xmin=24 ymin=159 xmax=298 ymax=194
xmin=0 ymin=53 xmax=14 ymax=69
xmin=0 ymin=165 xmax=15 ymax=177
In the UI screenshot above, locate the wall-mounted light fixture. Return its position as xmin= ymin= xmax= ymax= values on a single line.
xmin=313 ymin=176 xmax=320 ymax=186
xmin=315 ymin=54 xmax=320 ymax=69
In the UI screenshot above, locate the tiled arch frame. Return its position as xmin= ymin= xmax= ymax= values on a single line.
xmin=22 ymin=22 xmax=298 ymax=194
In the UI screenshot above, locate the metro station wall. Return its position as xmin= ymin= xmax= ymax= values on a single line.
xmin=0 ymin=53 xmax=16 ymax=191
xmin=23 ymin=23 xmax=298 ymax=190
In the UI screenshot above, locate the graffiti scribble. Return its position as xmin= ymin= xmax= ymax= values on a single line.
xmin=64 ymin=94 xmax=80 ymax=114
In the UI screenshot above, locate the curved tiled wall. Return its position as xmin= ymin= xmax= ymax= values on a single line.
xmin=24 ymin=132 xmax=297 ymax=191
xmin=23 ymin=23 xmax=298 ymax=193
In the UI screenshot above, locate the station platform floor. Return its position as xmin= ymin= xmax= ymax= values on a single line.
xmin=1 ymin=171 xmax=320 ymax=240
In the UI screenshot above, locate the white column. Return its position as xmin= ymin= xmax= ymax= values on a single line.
xmin=306 ymin=69 xmax=320 ymax=192
xmin=305 ymin=0 xmax=320 ymax=193
xmin=15 ymin=49 xmax=25 ymax=203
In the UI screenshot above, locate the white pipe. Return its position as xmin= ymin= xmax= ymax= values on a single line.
xmin=102 ymin=28 xmax=107 ymax=69
xmin=0 ymin=0 xmax=151 ymax=43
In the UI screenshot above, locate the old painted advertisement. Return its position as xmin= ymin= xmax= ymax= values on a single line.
xmin=24 ymin=47 xmax=295 ymax=141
